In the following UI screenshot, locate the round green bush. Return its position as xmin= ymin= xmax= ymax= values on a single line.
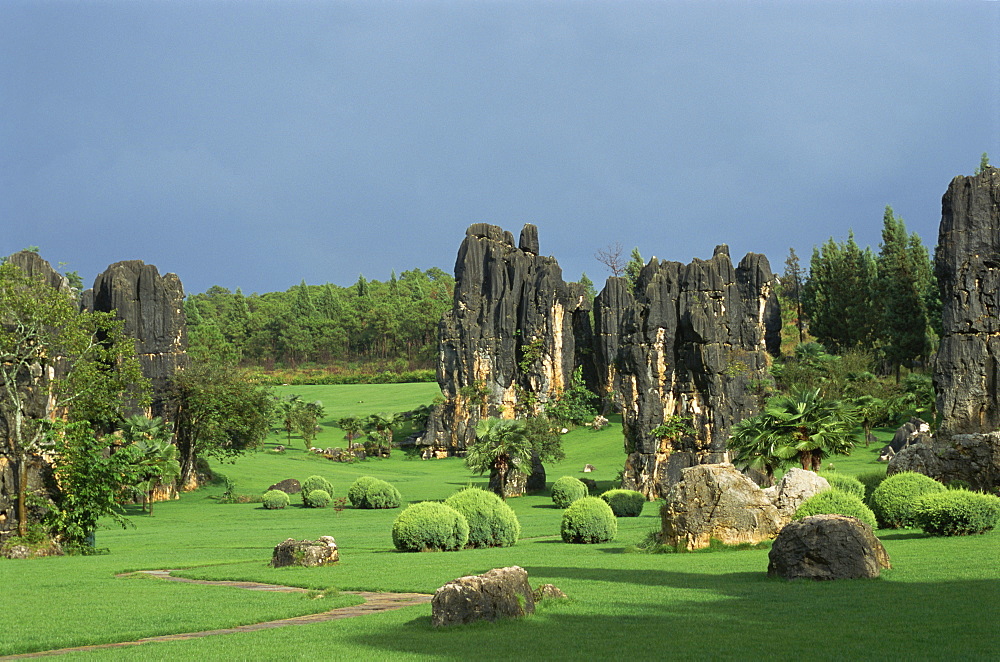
xmin=551 ymin=476 xmax=589 ymax=509
xmin=301 ymin=475 xmax=334 ymax=506
xmin=347 ymin=476 xmax=379 ymax=507
xmin=793 ymin=490 xmax=878 ymax=530
xmin=856 ymin=470 xmax=887 ymax=505
xmin=358 ymin=479 xmax=402 ymax=509
xmin=444 ymin=487 xmax=521 ymax=548
xmin=391 ymin=501 xmax=469 ymax=552
xmin=305 ymin=489 xmax=331 ymax=508
xmin=818 ymin=472 xmax=866 ymax=501
xmin=261 ymin=489 xmax=290 ymax=510
xmin=871 ymin=471 xmax=946 ymax=528
xmin=599 ymin=489 xmax=646 ymax=517
xmin=561 ymin=496 xmax=617 ymax=544
xmin=912 ymin=489 xmax=1000 ymax=536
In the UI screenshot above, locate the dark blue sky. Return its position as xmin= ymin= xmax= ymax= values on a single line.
xmin=3 ymin=1 xmax=998 ymax=295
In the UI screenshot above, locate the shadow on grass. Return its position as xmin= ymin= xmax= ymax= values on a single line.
xmin=878 ymin=531 xmax=929 ymax=541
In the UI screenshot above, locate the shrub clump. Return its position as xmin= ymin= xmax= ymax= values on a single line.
xmin=301 ymin=475 xmax=334 ymax=507
xmin=793 ymin=490 xmax=878 ymax=531
xmin=817 ymin=472 xmax=866 ymax=501
xmin=912 ymin=489 xmax=1000 ymax=536
xmin=305 ymin=489 xmax=331 ymax=509
xmin=856 ymin=470 xmax=887 ymax=505
xmin=392 ymin=501 xmax=469 ymax=552
xmin=561 ymin=496 xmax=617 ymax=544
xmin=444 ymin=487 xmax=521 ymax=548
xmin=262 ymin=489 xmax=290 ymax=510
xmin=599 ymin=489 xmax=646 ymax=517
xmin=551 ymin=476 xmax=589 ymax=509
xmin=871 ymin=471 xmax=946 ymax=528
xmin=348 ymin=476 xmax=401 ymax=509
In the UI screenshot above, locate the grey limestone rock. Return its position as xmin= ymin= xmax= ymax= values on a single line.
xmin=432 ymin=566 xmax=535 ymax=627
xmin=270 ymin=536 xmax=339 ymax=567
xmin=768 ymin=514 xmax=890 ymax=581
xmin=889 ymin=432 xmax=1000 ymax=492
xmin=772 ymin=469 xmax=831 ymax=521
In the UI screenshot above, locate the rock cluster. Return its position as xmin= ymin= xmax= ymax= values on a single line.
xmin=431 ymin=566 xmax=535 ymax=627
xmin=768 ymin=514 xmax=890 ymax=581
xmin=269 ymin=536 xmax=339 ymax=568
xmin=769 ymin=468 xmax=831 ymax=520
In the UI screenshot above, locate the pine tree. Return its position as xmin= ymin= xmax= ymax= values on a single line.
xmin=802 ymin=233 xmax=877 ymax=351
xmin=781 ymin=248 xmax=805 ymax=343
xmin=625 ymin=247 xmax=644 ymax=292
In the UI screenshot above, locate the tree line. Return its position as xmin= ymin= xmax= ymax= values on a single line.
xmin=185 ymin=268 xmax=455 ymax=372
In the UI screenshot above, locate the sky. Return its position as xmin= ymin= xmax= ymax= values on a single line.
xmin=3 ymin=1 xmax=999 ymax=296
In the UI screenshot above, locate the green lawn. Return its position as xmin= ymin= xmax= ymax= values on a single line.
xmin=1 ymin=384 xmax=996 ymax=660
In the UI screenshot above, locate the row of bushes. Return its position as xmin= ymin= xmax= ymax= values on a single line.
xmin=794 ymin=470 xmax=1000 ymax=536
xmin=254 ymin=368 xmax=435 ymax=386
xmin=551 ymin=476 xmax=646 ymax=517
xmin=263 ymin=475 xmax=401 ymax=510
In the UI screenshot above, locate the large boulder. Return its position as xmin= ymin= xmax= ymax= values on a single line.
xmin=768 ymin=514 xmax=891 ymax=581
xmin=772 ymin=469 xmax=831 ymax=520
xmin=889 ymin=433 xmax=1000 ymax=492
xmin=267 ymin=478 xmax=302 ymax=494
xmin=431 ymin=566 xmax=535 ymax=627
xmin=269 ymin=536 xmax=339 ymax=568
xmin=660 ymin=463 xmax=784 ymax=551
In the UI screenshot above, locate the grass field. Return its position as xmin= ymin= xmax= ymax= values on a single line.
xmin=1 ymin=384 xmax=996 ymax=660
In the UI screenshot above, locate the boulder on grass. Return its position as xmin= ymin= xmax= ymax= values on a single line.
xmin=533 ymin=583 xmax=568 ymax=601
xmin=661 ymin=463 xmax=784 ymax=551
xmin=432 ymin=566 xmax=535 ymax=627
xmin=268 ymin=478 xmax=301 ymax=494
xmin=0 ymin=539 xmax=63 ymax=559
xmin=772 ymin=469 xmax=831 ymax=521
xmin=269 ymin=536 xmax=339 ymax=568
xmin=768 ymin=514 xmax=890 ymax=581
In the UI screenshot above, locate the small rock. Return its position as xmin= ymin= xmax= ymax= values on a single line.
xmin=583 ymin=464 xmax=595 ymax=473
xmin=267 ymin=478 xmax=301 ymax=494
xmin=533 ymin=583 xmax=568 ymax=601
xmin=432 ymin=566 xmax=535 ymax=627
xmin=270 ymin=536 xmax=339 ymax=568
xmin=768 ymin=514 xmax=890 ymax=580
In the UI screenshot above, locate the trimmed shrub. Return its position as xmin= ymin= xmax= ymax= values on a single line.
xmin=305 ymin=489 xmax=331 ymax=508
xmin=793 ymin=490 xmax=878 ymax=530
xmin=856 ymin=470 xmax=887 ymax=505
xmin=392 ymin=501 xmax=469 ymax=552
xmin=561 ymin=496 xmax=617 ymax=544
xmin=600 ymin=489 xmax=646 ymax=517
xmin=871 ymin=471 xmax=946 ymax=528
xmin=445 ymin=487 xmax=521 ymax=548
xmin=262 ymin=490 xmax=290 ymax=510
xmin=913 ymin=489 xmax=1000 ymax=536
xmin=347 ymin=476 xmax=379 ymax=507
xmin=551 ymin=476 xmax=589 ymax=509
xmin=301 ymin=475 xmax=334 ymax=507
xmin=818 ymin=472 xmax=866 ymax=501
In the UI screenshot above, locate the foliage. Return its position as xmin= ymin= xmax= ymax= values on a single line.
xmin=522 ymin=415 xmax=565 ymax=464
xmin=817 ymin=472 xmax=866 ymax=500
xmin=802 ymin=232 xmax=878 ymax=352
xmin=912 ymin=489 xmax=1000 ymax=536
xmin=560 ymin=496 xmax=617 ymax=543
xmin=624 ymin=247 xmax=645 ymax=292
xmin=871 ymin=471 xmax=947 ymax=528
xmin=650 ymin=415 xmax=695 ymax=441
xmin=391 ymin=501 xmax=469 ymax=552
xmin=465 ymin=417 xmax=532 ymax=498
xmin=546 ymin=366 xmax=597 ymax=426
xmin=347 ymin=476 xmax=401 ymax=509
xmin=781 ymin=247 xmax=807 ymax=344
xmin=301 ymin=475 xmax=334 ymax=507
xmin=444 ymin=487 xmax=521 ymax=548
xmin=551 ymin=476 xmax=589 ymax=509
xmin=793 ymin=490 xmax=878 ymax=530
xmin=974 ymin=152 xmax=991 ymax=176
xmin=599 ymin=489 xmax=646 ymax=517
xmin=262 ymin=489 xmax=290 ymax=510
xmin=121 ymin=415 xmax=180 ymax=515
xmin=169 ymin=363 xmax=275 ymax=487
xmin=305 ymin=489 xmax=332 ymax=509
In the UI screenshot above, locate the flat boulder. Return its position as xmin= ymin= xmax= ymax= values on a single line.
xmin=267 ymin=479 xmax=301 ymax=494
xmin=432 ymin=566 xmax=535 ymax=627
xmin=660 ymin=463 xmax=784 ymax=551
xmin=772 ymin=469 xmax=831 ymax=521
xmin=269 ymin=536 xmax=339 ymax=568
xmin=768 ymin=514 xmax=890 ymax=581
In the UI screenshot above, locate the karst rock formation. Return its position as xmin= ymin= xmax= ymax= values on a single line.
xmin=892 ymin=166 xmax=1000 ymax=490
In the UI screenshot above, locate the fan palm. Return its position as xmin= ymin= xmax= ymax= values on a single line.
xmin=465 ymin=418 xmax=532 ymax=499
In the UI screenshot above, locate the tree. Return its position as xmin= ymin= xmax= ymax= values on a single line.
xmin=781 ymin=247 xmax=806 ymax=343
xmin=465 ymin=417 xmax=532 ymax=499
xmin=120 ymin=415 xmax=179 ymax=514
xmin=625 ymin=247 xmax=645 ymax=292
xmin=277 ymin=394 xmax=303 ymax=444
xmin=292 ymin=400 xmax=324 ymax=449
xmin=595 ymin=242 xmax=626 ymax=277
xmin=546 ymin=366 xmax=597 ymax=426
xmin=337 ymin=416 xmax=364 ymax=443
xmin=169 ymin=363 xmax=275 ymax=489
xmin=363 ymin=412 xmax=402 ymax=455
xmin=802 ymin=233 xmax=878 ymax=352
xmin=974 ymin=152 xmax=991 ymax=175
xmin=0 ymin=261 xmax=149 ymax=536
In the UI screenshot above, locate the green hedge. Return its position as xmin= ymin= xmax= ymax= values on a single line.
xmin=444 ymin=488 xmax=520 ymax=548
xmin=348 ymin=476 xmax=401 ymax=509
xmin=599 ymin=489 xmax=646 ymax=517
xmin=262 ymin=490 xmax=290 ymax=510
xmin=794 ymin=490 xmax=878 ymax=530
xmin=301 ymin=475 xmax=334 ymax=507
xmin=818 ymin=472 xmax=866 ymax=501
xmin=391 ymin=501 xmax=469 ymax=552
xmin=856 ymin=470 xmax=888 ymax=505
xmin=305 ymin=489 xmax=331 ymax=508
xmin=913 ymin=489 xmax=1000 ymax=536
xmin=561 ymin=496 xmax=617 ymax=544
xmin=552 ymin=476 xmax=589 ymax=509
xmin=871 ymin=472 xmax=946 ymax=528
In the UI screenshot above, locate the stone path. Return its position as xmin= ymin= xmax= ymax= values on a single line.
xmin=2 ymin=571 xmax=432 ymax=659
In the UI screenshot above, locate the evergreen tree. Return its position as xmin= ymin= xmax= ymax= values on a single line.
xmin=781 ymin=247 xmax=806 ymax=343
xmin=802 ymin=233 xmax=877 ymax=352
xmin=625 ymin=247 xmax=644 ymax=292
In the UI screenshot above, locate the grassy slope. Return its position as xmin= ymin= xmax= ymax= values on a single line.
xmin=2 ymin=384 xmax=997 ymax=659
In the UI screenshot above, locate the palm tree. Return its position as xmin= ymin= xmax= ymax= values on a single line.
xmin=120 ymin=415 xmax=179 ymax=514
xmin=465 ymin=418 xmax=532 ymax=498
xmin=851 ymin=394 xmax=884 ymax=447
xmin=728 ymin=415 xmax=784 ymax=485
xmin=277 ymin=395 xmax=303 ymax=444
xmin=337 ymin=416 xmax=364 ymax=443
xmin=765 ymin=387 xmax=859 ymax=471
xmin=363 ymin=413 xmax=402 ymax=456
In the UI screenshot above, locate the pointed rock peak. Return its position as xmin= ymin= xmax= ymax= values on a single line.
xmin=519 ymin=224 xmax=539 ymax=255
xmin=713 ymin=244 xmax=730 ymax=258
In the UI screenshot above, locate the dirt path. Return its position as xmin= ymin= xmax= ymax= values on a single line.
xmin=3 ymin=570 xmax=432 ymax=659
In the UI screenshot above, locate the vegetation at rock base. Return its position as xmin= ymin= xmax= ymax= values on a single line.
xmin=465 ymin=418 xmax=532 ymax=499
xmin=817 ymin=472 xmax=866 ymax=501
